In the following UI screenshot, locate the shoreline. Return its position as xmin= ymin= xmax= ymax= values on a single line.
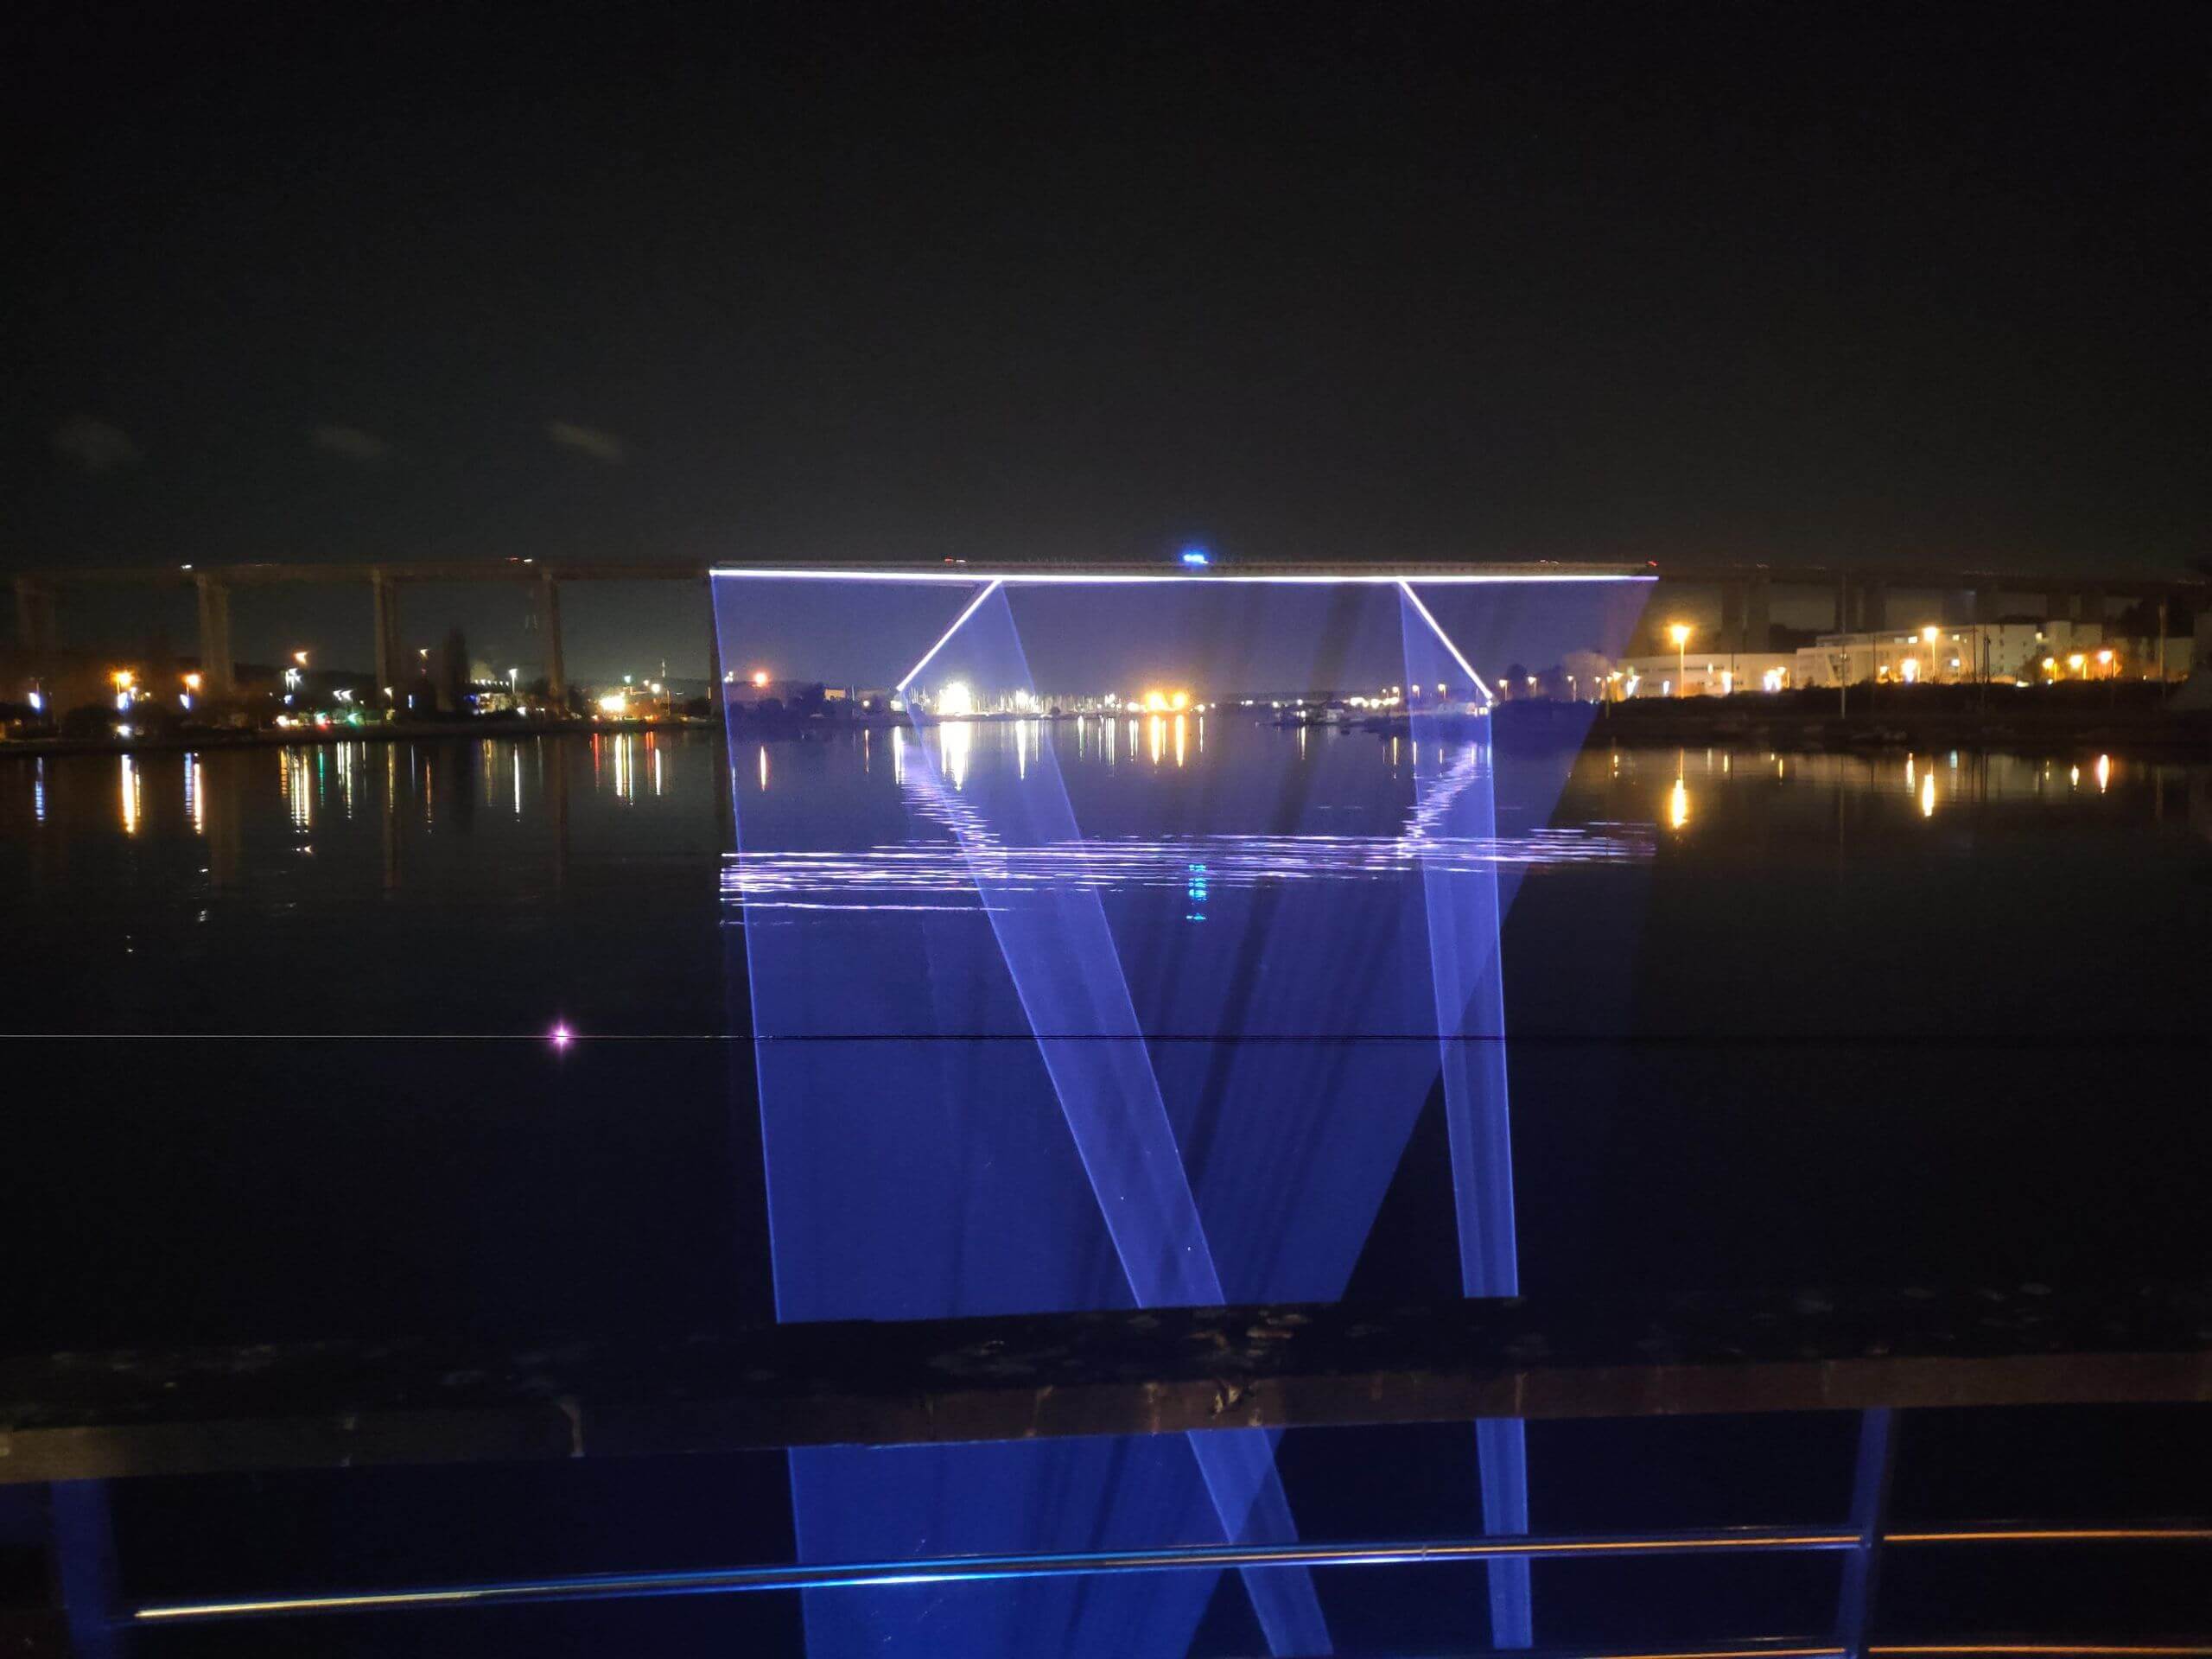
xmin=1496 ymin=696 xmax=2212 ymax=760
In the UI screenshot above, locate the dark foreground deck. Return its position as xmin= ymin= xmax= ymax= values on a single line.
xmin=4 ymin=1280 xmax=2206 ymax=1485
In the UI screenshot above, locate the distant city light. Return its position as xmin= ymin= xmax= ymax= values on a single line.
xmin=597 ymin=692 xmax=626 ymax=715
xmin=1179 ymin=546 xmax=1211 ymax=567
xmin=550 ymin=1023 xmax=573 ymax=1051
xmin=751 ymin=670 xmax=770 ymax=688
xmin=938 ymin=681 xmax=975 ymax=717
xmin=27 ymin=691 xmax=42 ymax=713
xmin=294 ymin=650 xmax=309 ymax=667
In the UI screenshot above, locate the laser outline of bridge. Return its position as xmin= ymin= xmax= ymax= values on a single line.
xmin=716 ymin=568 xmax=1625 ymax=1654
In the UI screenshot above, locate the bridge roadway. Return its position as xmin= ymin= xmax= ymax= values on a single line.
xmin=8 ymin=557 xmax=2206 ymax=700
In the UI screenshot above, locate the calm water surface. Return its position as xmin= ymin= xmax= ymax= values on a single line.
xmin=6 ymin=723 xmax=2209 ymax=1652
xmin=3 ymin=724 xmax=2208 ymax=1346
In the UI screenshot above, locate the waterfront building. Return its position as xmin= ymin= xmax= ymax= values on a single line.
xmin=1599 ymin=616 xmax=2183 ymax=696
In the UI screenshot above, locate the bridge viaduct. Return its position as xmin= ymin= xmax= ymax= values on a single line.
xmin=4 ymin=559 xmax=715 ymax=704
xmin=7 ymin=558 xmax=2206 ymax=697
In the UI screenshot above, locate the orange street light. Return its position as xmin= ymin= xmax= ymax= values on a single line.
xmin=1668 ymin=623 xmax=1692 ymax=696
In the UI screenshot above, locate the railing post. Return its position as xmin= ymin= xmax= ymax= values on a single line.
xmin=1837 ymin=1407 xmax=1897 ymax=1658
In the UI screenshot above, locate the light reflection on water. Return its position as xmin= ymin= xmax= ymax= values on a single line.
xmin=723 ymin=827 xmax=1649 ymax=910
xmin=0 ymin=726 xmax=2203 ymax=1056
xmin=0 ymin=728 xmax=2205 ymax=861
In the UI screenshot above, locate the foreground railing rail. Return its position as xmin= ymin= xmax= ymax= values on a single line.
xmin=123 ymin=1522 xmax=2212 ymax=1625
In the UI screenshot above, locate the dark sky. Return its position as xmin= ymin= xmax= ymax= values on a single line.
xmin=10 ymin=2 xmax=2208 ymax=659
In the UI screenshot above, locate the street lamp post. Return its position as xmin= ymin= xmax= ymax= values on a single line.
xmin=1669 ymin=624 xmax=1692 ymax=698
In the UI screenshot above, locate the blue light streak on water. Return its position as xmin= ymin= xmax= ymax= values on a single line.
xmin=889 ymin=585 xmax=1331 ymax=1656
xmin=1402 ymin=586 xmax=1533 ymax=1648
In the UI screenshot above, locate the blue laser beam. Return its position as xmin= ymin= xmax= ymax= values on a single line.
xmin=897 ymin=580 xmax=1005 ymax=693
xmin=1400 ymin=586 xmax=1532 ymax=1647
xmin=1398 ymin=580 xmax=1497 ymax=702
xmin=895 ymin=585 xmax=1332 ymax=1654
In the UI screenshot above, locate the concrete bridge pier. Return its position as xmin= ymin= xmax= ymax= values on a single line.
xmin=536 ymin=572 xmax=566 ymax=706
xmin=1856 ymin=579 xmax=1889 ymax=632
xmin=1719 ymin=575 xmax=1771 ymax=652
xmin=371 ymin=569 xmax=404 ymax=702
xmin=702 ymin=577 xmax=723 ymax=712
xmin=13 ymin=577 xmax=59 ymax=656
xmin=1836 ymin=577 xmax=1888 ymax=632
xmin=194 ymin=576 xmax=235 ymax=698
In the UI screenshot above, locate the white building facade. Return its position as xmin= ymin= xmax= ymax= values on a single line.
xmin=1605 ymin=618 xmax=2156 ymax=696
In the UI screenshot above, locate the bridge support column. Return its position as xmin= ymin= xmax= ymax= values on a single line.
xmin=371 ymin=570 xmax=404 ymax=703
xmin=537 ymin=572 xmax=566 ymax=709
xmin=1857 ymin=580 xmax=1888 ymax=632
xmin=1743 ymin=575 xmax=1770 ymax=651
xmin=194 ymin=577 xmax=235 ymax=699
xmin=13 ymin=578 xmax=58 ymax=655
xmin=703 ymin=578 xmax=724 ymax=713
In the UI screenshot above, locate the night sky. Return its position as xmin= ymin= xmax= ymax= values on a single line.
xmin=10 ymin=3 xmax=2208 ymax=671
